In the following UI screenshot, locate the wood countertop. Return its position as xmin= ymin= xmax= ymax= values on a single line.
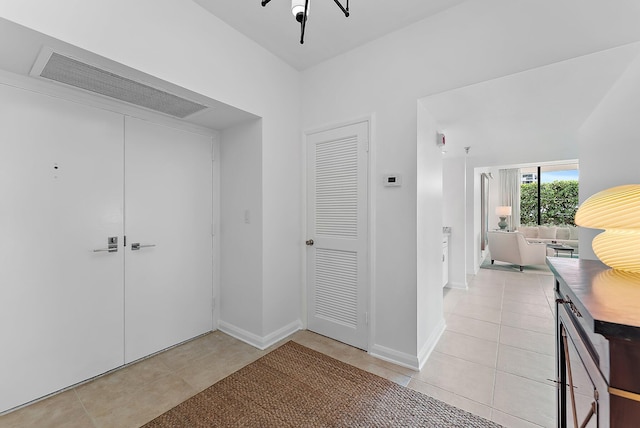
xmin=547 ymin=257 xmax=640 ymax=341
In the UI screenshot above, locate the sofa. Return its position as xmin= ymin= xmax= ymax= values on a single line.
xmin=516 ymin=225 xmax=578 ymax=249
xmin=487 ymin=231 xmax=548 ymax=271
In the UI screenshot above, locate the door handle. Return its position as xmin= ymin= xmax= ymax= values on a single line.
xmin=131 ymin=243 xmax=156 ymax=251
xmin=306 ymin=239 xmax=314 ymax=246
xmin=93 ymin=248 xmax=117 ymax=253
xmin=93 ymin=237 xmax=118 ymax=253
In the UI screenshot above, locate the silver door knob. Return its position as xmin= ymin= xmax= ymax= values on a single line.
xmin=306 ymin=239 xmax=314 ymax=246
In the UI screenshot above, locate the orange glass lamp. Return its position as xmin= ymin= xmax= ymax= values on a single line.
xmin=575 ymin=184 xmax=640 ymax=273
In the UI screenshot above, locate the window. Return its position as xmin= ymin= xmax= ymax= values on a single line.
xmin=520 ymin=164 xmax=579 ymax=226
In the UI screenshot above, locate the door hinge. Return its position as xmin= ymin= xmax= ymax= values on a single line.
xmin=365 ymin=311 xmax=369 ymax=325
xmin=211 ymin=147 xmax=216 ymax=162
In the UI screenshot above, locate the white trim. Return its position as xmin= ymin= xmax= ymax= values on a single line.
xmin=367 ymin=113 xmax=377 ymax=352
xmin=304 ymin=114 xmax=373 ymax=137
xmin=417 ymin=318 xmax=446 ymax=370
xmin=300 ymin=126 xmax=309 ymax=330
xmin=369 ymin=317 xmax=445 ymax=371
xmin=445 ymin=281 xmax=468 ymax=290
xmin=211 ymin=133 xmax=221 ymax=332
xmin=218 ymin=320 xmax=303 ymax=351
xmin=368 ymin=344 xmax=421 ymax=371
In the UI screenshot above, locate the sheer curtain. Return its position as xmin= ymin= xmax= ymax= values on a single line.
xmin=499 ymin=168 xmax=521 ymax=231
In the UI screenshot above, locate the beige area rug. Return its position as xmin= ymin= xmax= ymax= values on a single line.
xmin=143 ymin=341 xmax=502 ymax=427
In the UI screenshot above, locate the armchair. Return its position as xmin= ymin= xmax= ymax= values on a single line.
xmin=487 ymin=231 xmax=547 ymax=271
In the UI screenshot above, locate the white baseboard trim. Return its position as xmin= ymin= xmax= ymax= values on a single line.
xmin=369 ymin=344 xmax=421 ymax=371
xmin=417 ymin=317 xmax=446 ymax=370
xmin=262 ymin=320 xmax=304 ymax=349
xmin=445 ymin=281 xmax=468 ymax=290
xmin=218 ymin=319 xmax=303 ymax=350
xmin=369 ymin=318 xmax=446 ymax=371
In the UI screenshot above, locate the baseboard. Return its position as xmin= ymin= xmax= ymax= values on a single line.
xmin=369 ymin=317 xmax=446 ymax=371
xmin=262 ymin=320 xmax=304 ymax=349
xmin=369 ymin=344 xmax=421 ymax=371
xmin=218 ymin=319 xmax=303 ymax=351
xmin=417 ymin=317 xmax=446 ymax=370
xmin=445 ymin=281 xmax=468 ymax=290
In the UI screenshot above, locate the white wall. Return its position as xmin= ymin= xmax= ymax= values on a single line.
xmin=220 ymin=120 xmax=263 ymax=337
xmin=416 ymin=102 xmax=445 ymax=366
xmin=0 ymin=0 xmax=303 ymax=346
xmin=579 ymin=52 xmax=640 ymax=260
xmin=442 ymin=157 xmax=467 ymax=288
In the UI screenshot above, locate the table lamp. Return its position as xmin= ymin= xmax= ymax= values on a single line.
xmin=575 ymin=184 xmax=640 ymax=273
xmin=496 ymin=206 xmax=512 ymax=230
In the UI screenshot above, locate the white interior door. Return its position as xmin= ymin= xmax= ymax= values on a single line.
xmin=306 ymin=121 xmax=368 ymax=350
xmin=124 ymin=117 xmax=213 ymax=363
xmin=0 ymin=84 xmax=124 ymax=412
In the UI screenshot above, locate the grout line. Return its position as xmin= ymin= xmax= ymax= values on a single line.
xmin=490 ymin=280 xmax=505 ymax=408
xmin=73 ymin=388 xmax=99 ymax=428
xmin=447 ymin=313 xmax=501 ymax=327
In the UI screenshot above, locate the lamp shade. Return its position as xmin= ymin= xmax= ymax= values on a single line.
xmin=495 ymin=206 xmax=512 ymax=216
xmin=575 ymin=184 xmax=640 ymax=273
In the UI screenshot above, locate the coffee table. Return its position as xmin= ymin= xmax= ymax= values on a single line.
xmin=547 ymin=244 xmax=575 ymax=258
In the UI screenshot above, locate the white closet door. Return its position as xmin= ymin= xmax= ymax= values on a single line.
xmin=306 ymin=121 xmax=368 ymax=350
xmin=124 ymin=117 xmax=213 ymax=363
xmin=0 ymin=84 xmax=125 ymax=413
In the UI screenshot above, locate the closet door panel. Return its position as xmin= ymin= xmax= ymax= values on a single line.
xmin=0 ymin=84 xmax=124 ymax=412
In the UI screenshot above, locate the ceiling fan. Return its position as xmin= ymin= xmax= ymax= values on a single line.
xmin=261 ymin=0 xmax=350 ymax=44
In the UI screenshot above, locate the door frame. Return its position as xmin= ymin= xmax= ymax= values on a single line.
xmin=301 ymin=115 xmax=375 ymax=351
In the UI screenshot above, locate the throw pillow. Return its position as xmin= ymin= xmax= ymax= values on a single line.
xmin=568 ymin=225 xmax=579 ymax=240
xmin=538 ymin=226 xmax=557 ymax=239
xmin=556 ymin=227 xmax=570 ymax=240
xmin=518 ymin=226 xmax=538 ymax=239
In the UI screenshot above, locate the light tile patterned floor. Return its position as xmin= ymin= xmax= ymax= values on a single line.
xmin=0 ymin=264 xmax=557 ymax=428
xmin=432 ymin=264 xmax=557 ymax=428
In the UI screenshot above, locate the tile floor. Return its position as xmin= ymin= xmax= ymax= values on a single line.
xmin=0 ymin=263 xmax=557 ymax=428
xmin=422 ymin=264 xmax=558 ymax=428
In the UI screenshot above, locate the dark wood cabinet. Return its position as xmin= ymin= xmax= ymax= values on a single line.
xmin=548 ymin=258 xmax=640 ymax=427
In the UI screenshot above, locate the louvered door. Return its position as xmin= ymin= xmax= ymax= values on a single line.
xmin=307 ymin=121 xmax=368 ymax=350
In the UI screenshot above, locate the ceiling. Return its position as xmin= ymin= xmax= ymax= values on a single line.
xmin=194 ymin=0 xmax=640 ymax=161
xmin=421 ymin=42 xmax=640 ymax=160
xmin=193 ymin=0 xmax=467 ymax=71
xmin=3 ymin=1 xmax=640 ymax=160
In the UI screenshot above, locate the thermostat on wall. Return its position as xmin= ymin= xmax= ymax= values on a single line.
xmin=383 ymin=174 xmax=402 ymax=187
